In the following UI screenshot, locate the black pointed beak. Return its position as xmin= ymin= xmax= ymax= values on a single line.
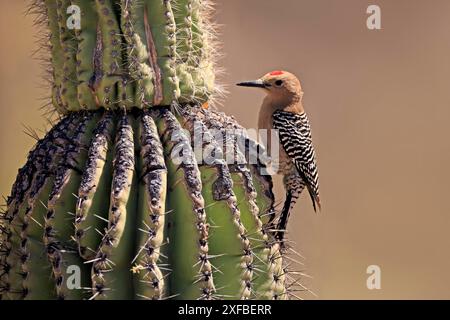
xmin=236 ymin=79 xmax=267 ymax=88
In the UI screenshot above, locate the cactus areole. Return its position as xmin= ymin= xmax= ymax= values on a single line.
xmin=0 ymin=0 xmax=292 ymax=300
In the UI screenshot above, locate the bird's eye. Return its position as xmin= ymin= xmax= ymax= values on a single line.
xmin=275 ymin=80 xmax=283 ymax=86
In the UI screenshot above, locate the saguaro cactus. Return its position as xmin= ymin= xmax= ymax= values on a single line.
xmin=0 ymin=0 xmax=293 ymax=300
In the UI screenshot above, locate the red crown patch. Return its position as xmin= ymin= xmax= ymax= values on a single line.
xmin=269 ymin=70 xmax=284 ymax=76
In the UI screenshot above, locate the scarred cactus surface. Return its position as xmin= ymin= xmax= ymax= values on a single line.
xmin=0 ymin=0 xmax=297 ymax=300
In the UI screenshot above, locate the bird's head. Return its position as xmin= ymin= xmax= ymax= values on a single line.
xmin=237 ymin=70 xmax=304 ymax=104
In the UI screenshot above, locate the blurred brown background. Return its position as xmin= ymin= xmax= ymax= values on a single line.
xmin=1 ymin=0 xmax=450 ymax=299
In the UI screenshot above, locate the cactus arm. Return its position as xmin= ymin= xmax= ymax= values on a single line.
xmin=155 ymin=109 xmax=213 ymax=299
xmin=91 ymin=114 xmax=137 ymax=299
xmin=73 ymin=0 xmax=98 ymax=110
xmin=75 ymin=112 xmax=115 ymax=259
xmin=56 ymin=0 xmax=81 ymax=111
xmin=133 ymin=111 xmax=167 ymax=299
xmin=144 ymin=0 xmax=180 ymax=105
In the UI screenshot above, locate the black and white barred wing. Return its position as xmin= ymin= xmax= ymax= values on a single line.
xmin=272 ymin=110 xmax=321 ymax=211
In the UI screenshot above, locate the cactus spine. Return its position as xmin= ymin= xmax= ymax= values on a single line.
xmin=0 ymin=0 xmax=297 ymax=300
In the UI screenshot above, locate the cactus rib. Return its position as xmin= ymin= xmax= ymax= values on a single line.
xmin=144 ymin=1 xmax=180 ymax=105
xmin=156 ymin=108 xmax=214 ymax=299
xmin=204 ymin=108 xmax=276 ymax=224
xmin=73 ymin=0 xmax=99 ymax=110
xmin=94 ymin=0 xmax=123 ymax=108
xmin=190 ymin=106 xmax=288 ymax=299
xmin=180 ymin=111 xmax=257 ymax=299
xmin=44 ymin=0 xmax=65 ymax=113
xmin=133 ymin=111 xmax=167 ymax=299
xmin=173 ymin=0 xmax=196 ymax=102
xmin=187 ymin=107 xmax=274 ymax=299
xmin=121 ymin=0 xmax=155 ymax=108
xmin=75 ymin=112 xmax=115 ymax=259
xmin=44 ymin=113 xmax=97 ymax=299
xmin=1 ymin=114 xmax=79 ymax=299
xmin=56 ymin=0 xmax=81 ymax=111
xmin=91 ymin=113 xmax=137 ymax=299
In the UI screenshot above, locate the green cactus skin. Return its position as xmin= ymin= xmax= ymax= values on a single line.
xmin=121 ymin=0 xmax=155 ymax=108
xmin=173 ymin=0 xmax=196 ymax=101
xmin=0 ymin=108 xmax=289 ymax=300
xmin=45 ymin=0 xmax=65 ymax=113
xmin=73 ymin=0 xmax=99 ymax=110
xmin=0 ymin=0 xmax=300 ymax=300
xmin=39 ymin=0 xmax=217 ymax=113
xmin=57 ymin=0 xmax=82 ymax=111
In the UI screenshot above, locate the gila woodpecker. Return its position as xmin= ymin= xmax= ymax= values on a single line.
xmin=237 ymin=70 xmax=321 ymax=244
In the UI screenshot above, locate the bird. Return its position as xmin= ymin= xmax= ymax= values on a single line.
xmin=237 ymin=70 xmax=320 ymax=244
